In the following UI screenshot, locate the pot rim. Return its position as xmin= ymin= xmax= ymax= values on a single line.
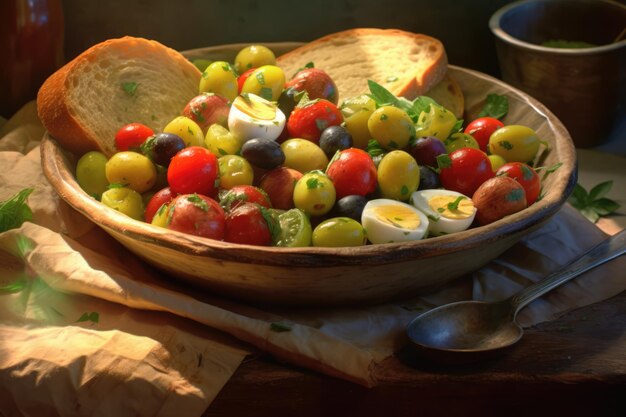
xmin=489 ymin=0 xmax=626 ymax=56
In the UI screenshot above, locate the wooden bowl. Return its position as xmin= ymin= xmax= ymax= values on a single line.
xmin=40 ymin=42 xmax=577 ymax=307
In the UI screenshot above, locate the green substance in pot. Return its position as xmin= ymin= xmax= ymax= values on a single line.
xmin=542 ymin=39 xmax=597 ymax=49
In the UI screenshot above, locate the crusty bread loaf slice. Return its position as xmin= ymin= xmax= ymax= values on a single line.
xmin=423 ymin=73 xmax=465 ymax=119
xmin=276 ymin=28 xmax=449 ymax=103
xmin=37 ymin=36 xmax=201 ymax=157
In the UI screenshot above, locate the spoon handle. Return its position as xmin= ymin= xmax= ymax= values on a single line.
xmin=511 ymin=229 xmax=626 ymax=316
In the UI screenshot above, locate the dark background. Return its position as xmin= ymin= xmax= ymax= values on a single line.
xmin=61 ymin=0 xmax=513 ymax=77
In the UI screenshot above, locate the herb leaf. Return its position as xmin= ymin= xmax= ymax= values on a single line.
xmin=77 ymin=311 xmax=100 ymax=324
xmin=270 ymin=322 xmax=292 ymax=332
xmin=567 ymin=181 xmax=620 ymax=223
xmin=0 ymin=188 xmax=34 ymax=232
xmin=478 ymin=94 xmax=509 ymax=119
xmin=122 ymin=82 xmax=138 ymax=97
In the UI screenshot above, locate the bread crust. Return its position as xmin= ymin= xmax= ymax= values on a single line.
xmin=37 ymin=36 xmax=201 ymax=156
xmin=277 ymin=28 xmax=449 ymax=100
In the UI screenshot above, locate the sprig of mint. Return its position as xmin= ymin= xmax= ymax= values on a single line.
xmin=0 ymin=188 xmax=34 ymax=233
xmin=568 ymin=181 xmax=620 ymax=223
xmin=478 ymin=94 xmax=509 ymax=119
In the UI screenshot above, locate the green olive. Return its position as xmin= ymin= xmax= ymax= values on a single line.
xmin=205 ymin=123 xmax=243 ymax=156
xmin=241 ymin=65 xmax=286 ymax=102
xmin=293 ymin=170 xmax=336 ymax=216
xmin=414 ymin=104 xmax=457 ymax=141
xmin=444 ymin=132 xmax=480 ymax=153
xmin=101 ymin=187 xmax=144 ymax=220
xmin=163 ymin=116 xmax=204 ymax=147
xmin=76 ymin=151 xmax=109 ymax=199
xmin=340 ymin=94 xmax=376 ymax=149
xmin=234 ymin=45 xmax=276 ymax=74
xmin=377 ymin=150 xmax=420 ymax=201
xmin=488 ymin=125 xmax=541 ymax=163
xmin=281 ymin=138 xmax=329 ymax=173
xmin=105 ymin=151 xmax=157 ymax=194
xmin=367 ymin=106 xmax=415 ymax=150
xmin=312 ymin=217 xmax=367 ymax=247
xmin=218 ymin=155 xmax=254 ymax=189
xmin=199 ymin=61 xmax=238 ymax=101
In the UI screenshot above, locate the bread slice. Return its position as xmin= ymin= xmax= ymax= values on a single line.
xmin=37 ymin=36 xmax=201 ymax=157
xmin=423 ymin=73 xmax=465 ymax=119
xmin=276 ymin=28 xmax=449 ymax=103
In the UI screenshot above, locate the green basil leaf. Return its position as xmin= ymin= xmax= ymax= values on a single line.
xmin=580 ymin=207 xmax=600 ymax=223
xmin=588 ymin=180 xmax=613 ymax=201
xmin=589 ymin=198 xmax=620 ymax=216
xmin=478 ymin=94 xmax=509 ymax=119
xmin=567 ymin=183 xmax=589 ymax=209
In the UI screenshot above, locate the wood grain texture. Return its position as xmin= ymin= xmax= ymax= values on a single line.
xmin=204 ymin=292 xmax=626 ymax=417
xmin=40 ymin=42 xmax=577 ymax=307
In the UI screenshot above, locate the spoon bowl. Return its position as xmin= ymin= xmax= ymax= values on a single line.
xmin=407 ymin=230 xmax=625 ymax=363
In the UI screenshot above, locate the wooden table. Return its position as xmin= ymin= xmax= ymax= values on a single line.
xmin=204 ymin=146 xmax=626 ymax=417
xmin=205 ymin=291 xmax=626 ymax=417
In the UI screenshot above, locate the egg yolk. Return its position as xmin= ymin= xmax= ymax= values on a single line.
xmin=233 ymin=94 xmax=276 ymax=120
xmin=373 ymin=205 xmax=421 ymax=229
xmin=428 ymin=195 xmax=474 ymax=219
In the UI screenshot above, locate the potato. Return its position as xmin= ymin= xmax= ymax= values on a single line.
xmin=472 ymin=176 xmax=527 ymax=225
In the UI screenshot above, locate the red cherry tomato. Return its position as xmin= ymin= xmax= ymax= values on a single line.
xmin=464 ymin=117 xmax=504 ymax=153
xmin=224 ymin=202 xmax=274 ymax=246
xmin=166 ymin=194 xmax=225 ymax=239
xmin=144 ymin=187 xmax=176 ymax=223
xmin=114 ymin=123 xmax=154 ymax=152
xmin=285 ymin=67 xmax=338 ymax=104
xmin=496 ymin=162 xmax=541 ymax=205
xmin=219 ymin=185 xmax=271 ymax=212
xmin=237 ymin=68 xmax=256 ymax=94
xmin=438 ymin=148 xmax=495 ymax=196
xmin=286 ymin=99 xmax=343 ymax=144
xmin=181 ymin=93 xmax=230 ymax=132
xmin=167 ymin=146 xmax=219 ymax=197
xmin=326 ymin=148 xmax=377 ymax=199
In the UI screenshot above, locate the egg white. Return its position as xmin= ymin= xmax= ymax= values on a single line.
xmin=228 ymin=93 xmax=285 ymax=142
xmin=410 ymin=189 xmax=476 ymax=236
xmin=361 ymin=199 xmax=429 ymax=244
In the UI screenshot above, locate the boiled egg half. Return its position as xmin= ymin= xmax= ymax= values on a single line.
xmin=228 ymin=93 xmax=285 ymax=142
xmin=410 ymin=189 xmax=476 ymax=236
xmin=361 ymin=199 xmax=429 ymax=244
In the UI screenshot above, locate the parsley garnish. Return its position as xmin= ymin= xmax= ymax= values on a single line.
xmin=306 ymin=177 xmax=320 ymax=189
xmin=499 ymin=140 xmax=514 ymax=150
xmin=122 ymin=82 xmax=138 ymax=96
xmin=447 ymin=196 xmax=466 ymax=211
xmin=187 ymin=194 xmax=209 ymax=211
xmin=0 ymin=188 xmax=33 ymax=232
xmin=568 ymin=181 xmax=620 ymax=223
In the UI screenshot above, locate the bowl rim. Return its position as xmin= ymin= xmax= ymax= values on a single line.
xmin=489 ymin=0 xmax=626 ymax=56
xmin=40 ymin=55 xmax=577 ymax=268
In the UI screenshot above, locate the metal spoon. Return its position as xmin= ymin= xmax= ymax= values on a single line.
xmin=406 ymin=229 xmax=626 ymax=363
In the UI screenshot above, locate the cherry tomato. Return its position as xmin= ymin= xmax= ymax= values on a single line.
xmin=286 ymin=99 xmax=343 ymax=144
xmin=237 ymin=68 xmax=256 ymax=93
xmin=464 ymin=117 xmax=504 ymax=153
xmin=438 ymin=148 xmax=495 ymax=196
xmin=166 ymin=194 xmax=225 ymax=239
xmin=326 ymin=148 xmax=377 ymax=199
xmin=144 ymin=187 xmax=176 ymax=223
xmin=224 ymin=202 xmax=274 ymax=246
xmin=285 ymin=67 xmax=338 ymax=104
xmin=167 ymin=146 xmax=219 ymax=197
xmin=219 ymin=184 xmax=271 ymax=212
xmin=496 ymin=162 xmax=541 ymax=205
xmin=114 ymin=123 xmax=154 ymax=152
